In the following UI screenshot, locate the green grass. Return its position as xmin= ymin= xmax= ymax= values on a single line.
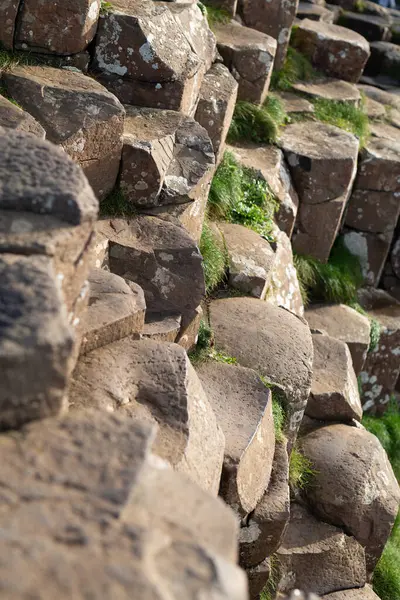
xmin=0 ymin=47 xmax=41 ymax=70
xmin=208 ymin=151 xmax=279 ymax=241
xmin=312 ymin=98 xmax=370 ymax=148
xmin=228 ymin=97 xmax=287 ymax=145
xmin=272 ymin=400 xmax=285 ymax=443
xmin=289 ymin=445 xmax=316 ymax=491
xmin=271 ymin=47 xmax=317 ymax=91
xmin=100 ymin=0 xmax=113 ymax=14
xmin=351 ymin=303 xmax=381 ymax=353
xmin=363 ymin=398 xmax=400 ymax=481
xmin=188 ymin=319 xmax=237 ymax=366
xmin=293 ymin=237 xmax=364 ymax=307
xmin=0 ymin=87 xmax=21 ymax=107
xmin=199 ymin=221 xmax=227 ymax=294
xmin=99 ymin=187 xmax=137 ymax=218
xmin=201 ymin=3 xmax=231 ymax=27
xmin=260 ymin=555 xmax=280 ymax=600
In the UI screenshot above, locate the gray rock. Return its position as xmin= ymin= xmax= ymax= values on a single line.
xmin=143 ymin=312 xmax=182 ymax=343
xmin=323 ymin=585 xmax=380 ymax=599
xmin=0 ymin=94 xmax=45 ymax=138
xmin=342 ymin=228 xmax=392 ymax=286
xmin=292 ymin=78 xmax=361 ymax=104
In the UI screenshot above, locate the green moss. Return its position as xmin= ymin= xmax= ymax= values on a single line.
xmin=271 ymin=47 xmax=317 ymax=91
xmin=199 ymin=221 xmax=227 ymax=294
xmin=202 ymin=3 xmax=231 ymax=28
xmin=312 ymin=98 xmax=370 ymax=148
xmin=208 ymin=151 xmax=279 ymax=241
xmin=289 ymin=446 xmax=316 ymax=490
xmin=99 ymin=187 xmax=137 ymax=218
xmin=293 ymin=237 xmax=364 ymax=307
xmin=228 ymin=98 xmax=287 ymax=145
xmin=100 ymin=0 xmax=113 ymax=14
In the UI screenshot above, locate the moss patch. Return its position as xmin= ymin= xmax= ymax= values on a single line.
xmin=289 ymin=445 xmax=315 ymax=491
xmin=312 ymin=97 xmax=370 ymax=148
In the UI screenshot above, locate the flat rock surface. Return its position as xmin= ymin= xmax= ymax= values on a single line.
xmin=323 ymin=585 xmax=380 ymax=599
xmin=0 ymin=94 xmax=45 ymax=138
xmin=292 ymin=78 xmax=361 ymax=103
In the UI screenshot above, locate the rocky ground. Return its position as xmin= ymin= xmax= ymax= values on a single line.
xmin=0 ymin=0 xmax=400 ymax=599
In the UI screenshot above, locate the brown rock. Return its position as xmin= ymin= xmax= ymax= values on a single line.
xmin=196 ymin=362 xmax=275 ymax=516
xmin=279 ymin=121 xmax=359 ymax=204
xmin=239 ymin=440 xmax=290 ymax=567
xmin=293 ymin=19 xmax=370 ymax=82
xmin=297 ymin=3 xmax=335 ymax=23
xmin=358 ymin=83 xmax=400 ymax=110
xmin=301 ymin=423 xmax=400 ymax=571
xmin=70 ymin=338 xmax=225 ymax=495
xmin=214 ymin=20 xmax=277 ymax=104
xmin=80 ymin=269 xmax=146 ymax=355
xmin=276 ymin=503 xmax=366 ymax=596
xmin=3 ymin=65 xmax=125 ymax=201
xmin=0 ymin=94 xmax=45 ymax=138
xmin=305 ymin=304 xmax=371 ymax=376
xmin=292 ymin=78 xmax=361 ymax=103
xmin=345 ymin=188 xmax=400 ymax=234
xmin=323 ymin=585 xmax=380 ymax=599
xmin=143 ymin=312 xmax=182 ymax=343
xmin=342 ymin=229 xmax=392 ymax=286
xmin=276 ymin=91 xmax=315 ymax=115
xmin=307 ymin=333 xmax=362 ymax=421
xmin=209 ymin=297 xmax=313 ymax=447
xmin=0 ymin=0 xmax=19 ymax=49
xmin=356 ymin=135 xmax=400 ymax=192
xmin=176 ymin=305 xmax=203 ymax=351
xmin=195 ymin=63 xmax=238 ymax=164
xmin=240 ymin=0 xmax=299 ymax=69
xmin=97 ymin=216 xmax=205 ymax=326
xmin=247 ymin=558 xmax=271 ymax=600
xmin=339 ymin=12 xmax=392 ymax=43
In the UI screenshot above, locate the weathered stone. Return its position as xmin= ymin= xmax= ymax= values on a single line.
xmin=307 ymin=333 xmax=362 ymax=421
xmin=176 ymin=305 xmax=203 ymax=351
xmin=339 ymin=12 xmax=392 ymax=42
xmin=323 ymin=585 xmax=381 ymax=599
xmin=292 ymin=78 xmax=361 ymax=103
xmin=247 ymin=559 xmax=271 ymax=600
xmin=276 ymin=91 xmax=315 ymax=115
xmin=358 ymin=83 xmax=400 ymax=110
xmin=0 ymin=410 xmax=247 ymax=599
xmin=121 ymin=107 xmax=214 ymax=207
xmin=96 ymin=216 xmax=205 ymax=326
xmin=370 ymin=120 xmax=400 ymax=143
xmin=0 ymin=254 xmax=74 ymax=430
xmin=276 ymin=503 xmax=366 ymax=596
xmin=194 ymin=63 xmax=238 ymax=164
xmin=0 ymin=0 xmax=19 ymax=49
xmin=358 ymin=288 xmax=400 ymax=412
xmin=15 ymin=0 xmax=100 ymax=54
xmin=297 ymin=3 xmax=335 ymax=23
xmin=209 ymin=297 xmax=313 ymax=446
xmin=391 ymin=234 xmax=400 ymax=279
xmin=279 ymin=121 xmax=359 ymax=204
xmin=342 ymin=229 xmax=392 ymax=286
xmin=240 ymin=0 xmax=299 ymax=69
xmin=70 ymin=338 xmax=224 ymax=494
xmin=363 ymin=95 xmax=386 ymax=119
xmin=3 ymin=65 xmax=125 ymax=200
xmin=293 ymin=19 xmax=370 ymax=82
xmin=305 ymin=304 xmax=371 ymax=376
xmin=214 ymin=20 xmax=277 ymax=104
xmin=0 ymin=94 xmax=45 ymax=138
xmin=365 ymin=41 xmax=400 ymax=83
xmin=80 ymin=269 xmax=146 ymax=355
xmin=239 ymin=440 xmax=290 ymax=567
xmin=300 ymin=423 xmax=400 ymax=571
xmin=0 ymin=129 xmax=98 ymax=225
xmin=93 ymin=0 xmax=211 ymax=114
xmin=142 ymin=312 xmax=182 ymax=343
xmin=286 ymin=593 xmax=321 ymax=600
xmin=345 ymin=188 xmax=400 ymax=234
xmin=227 ymin=143 xmax=299 ymax=238
xmin=196 ymin=362 xmax=275 ymax=516
xmin=356 ymin=134 xmax=400 ymax=192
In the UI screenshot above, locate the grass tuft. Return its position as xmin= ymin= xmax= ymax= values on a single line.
xmin=188 ymin=319 xmax=237 ymax=366
xmin=99 ymin=187 xmax=137 ymax=218
xmin=199 ymin=221 xmax=227 ymax=294
xmin=272 ymin=399 xmax=285 ymax=443
xmin=312 ymin=98 xmax=370 ymax=148
xmin=202 ymin=3 xmax=231 ymax=27
xmin=363 ymin=398 xmax=400 ymax=481
xmin=100 ymin=0 xmax=114 ymax=14
xmin=271 ymin=47 xmax=317 ymax=91
xmin=351 ymin=303 xmax=381 ymax=353
xmin=289 ymin=445 xmax=316 ymax=491
xmin=0 ymin=87 xmax=21 ymax=107
xmin=228 ymin=102 xmax=279 ymax=145
xmin=260 ymin=555 xmax=280 ymax=600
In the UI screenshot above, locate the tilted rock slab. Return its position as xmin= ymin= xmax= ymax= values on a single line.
xmin=80 ymin=269 xmax=146 ymax=355
xmin=305 ymin=304 xmax=371 ymax=376
xmin=195 ymin=63 xmax=238 ymax=164
xmin=247 ymin=558 xmax=271 ymax=600
xmin=339 ymin=12 xmax=392 ymax=43
xmin=0 ymin=410 xmax=247 ymax=599
xmin=209 ymin=297 xmax=313 ymax=447
xmin=356 ymin=132 xmax=400 ymax=193
xmin=292 ymin=78 xmax=361 ymax=104
xmin=70 ymin=338 xmax=224 ymax=495
xmin=142 ymin=312 xmax=182 ymax=343
xmin=297 ymin=3 xmax=335 ymax=24
xmin=366 ymin=41 xmax=400 ymax=83
xmin=213 ymin=20 xmax=277 ymax=105
xmin=293 ymin=19 xmax=370 ymax=82
xmin=276 ymin=503 xmax=366 ymax=596
xmin=93 ymin=0 xmax=215 ymax=114
xmin=323 ymin=585 xmax=380 ymax=599
xmin=97 ymin=216 xmax=205 ymax=326
xmin=307 ymin=333 xmax=363 ymax=422
xmin=300 ymin=423 xmax=400 ymax=571
xmin=345 ymin=188 xmax=400 ymax=234
xmin=3 ymin=65 xmax=125 ymax=201
xmin=0 ymin=94 xmax=45 ymax=138
xmin=196 ymin=361 xmax=275 ymax=517
xmin=342 ymin=228 xmax=393 ymax=287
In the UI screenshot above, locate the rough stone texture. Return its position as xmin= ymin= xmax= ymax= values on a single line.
xmin=339 ymin=12 xmax=392 ymax=42
xmin=307 ymin=333 xmax=363 ymax=421
xmin=292 ymin=78 xmax=361 ymax=103
xmin=305 ymin=304 xmax=371 ymax=376
xmin=276 ymin=91 xmax=315 ymax=115
xmin=391 ymin=235 xmax=400 ymax=279
xmin=217 ymin=222 xmax=276 ymax=299
xmin=96 ymin=216 xmax=205 ymax=327
xmin=247 ymin=559 xmax=271 ymax=600
xmin=196 ymin=362 xmax=275 ymax=517
xmin=276 ymin=503 xmax=366 ymax=597
xmin=358 ymin=288 xmax=400 ymax=412
xmin=356 ymin=130 xmax=400 ymax=193
xmin=70 ymin=338 xmax=225 ymax=495
xmin=240 ymin=0 xmax=299 ymax=69
xmin=342 ymin=228 xmax=392 ymax=286
xmin=323 ymin=585 xmax=380 ymax=599
xmin=363 ymin=95 xmax=386 ymax=119
xmin=93 ymin=0 xmax=214 ymax=114
xmin=358 ymin=83 xmax=400 ymax=110
xmin=365 ymin=41 xmax=400 ymax=83
xmin=297 ymin=3 xmax=335 ymax=23
xmin=300 ymin=423 xmax=400 ymax=571
xmin=0 ymin=94 xmax=45 ymax=138
xmin=121 ymin=107 xmax=214 ymax=207
xmin=195 ymin=63 xmax=238 ymax=164
xmin=80 ymin=269 xmax=146 ymax=355
xmin=209 ymin=297 xmax=313 ymax=447
xmin=3 ymin=65 xmax=125 ymax=200
xmin=239 ymin=440 xmax=290 ymax=567
xmin=227 ymin=143 xmax=299 ymax=238
xmin=345 ymin=188 xmax=400 ymax=234
xmin=176 ymin=305 xmax=203 ymax=351
xmin=0 ymin=410 xmax=247 ymax=599
xmin=293 ymin=19 xmax=370 ymax=82
xmin=213 ymin=20 xmax=277 ymax=105
xmin=142 ymin=313 xmax=181 ymax=343
xmin=15 ymin=0 xmax=100 ymax=54
xmin=0 ymin=0 xmax=19 ymax=49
